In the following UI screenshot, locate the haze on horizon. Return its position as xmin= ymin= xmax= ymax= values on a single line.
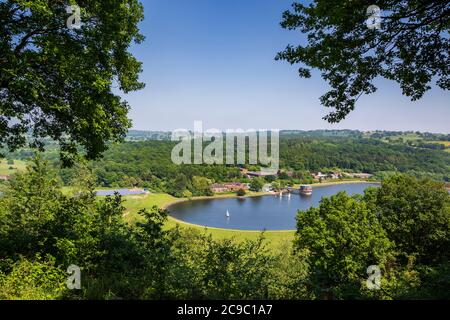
xmin=120 ymin=0 xmax=449 ymax=134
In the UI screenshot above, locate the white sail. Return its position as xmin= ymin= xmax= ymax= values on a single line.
xmin=226 ymin=210 xmax=230 ymax=218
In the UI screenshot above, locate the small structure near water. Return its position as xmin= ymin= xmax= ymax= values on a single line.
xmin=299 ymin=185 xmax=313 ymax=196
xmin=211 ymin=182 xmax=249 ymax=193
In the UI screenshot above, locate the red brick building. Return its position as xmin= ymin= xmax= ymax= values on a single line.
xmin=210 ymin=182 xmax=249 ymax=193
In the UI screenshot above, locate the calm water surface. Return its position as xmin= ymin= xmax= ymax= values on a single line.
xmin=168 ymin=183 xmax=379 ymax=230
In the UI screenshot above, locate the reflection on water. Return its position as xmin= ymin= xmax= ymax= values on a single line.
xmin=96 ymin=188 xmax=147 ymax=196
xmin=169 ymin=183 xmax=379 ymax=231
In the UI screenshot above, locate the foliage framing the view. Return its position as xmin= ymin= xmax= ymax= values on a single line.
xmin=0 ymin=160 xmax=448 ymax=299
xmin=277 ymin=0 xmax=449 ymax=122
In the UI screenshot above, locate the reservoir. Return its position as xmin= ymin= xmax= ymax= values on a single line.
xmin=168 ymin=183 xmax=379 ymax=231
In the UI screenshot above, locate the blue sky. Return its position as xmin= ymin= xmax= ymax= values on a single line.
xmin=120 ymin=0 xmax=449 ymax=133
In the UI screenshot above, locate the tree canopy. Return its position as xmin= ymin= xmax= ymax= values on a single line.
xmin=0 ymin=0 xmax=145 ymax=165
xmin=277 ymin=0 xmax=449 ymax=122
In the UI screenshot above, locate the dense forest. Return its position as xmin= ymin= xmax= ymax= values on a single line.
xmin=279 ymin=138 xmax=449 ymax=175
xmin=3 ymin=133 xmax=449 ymax=197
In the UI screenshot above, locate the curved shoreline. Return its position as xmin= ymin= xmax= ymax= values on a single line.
xmin=308 ymin=180 xmax=380 ymax=188
xmin=164 ymin=180 xmax=379 ymax=232
xmin=167 ymin=214 xmax=296 ymax=233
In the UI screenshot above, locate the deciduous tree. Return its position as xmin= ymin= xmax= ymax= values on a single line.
xmin=277 ymin=1 xmax=449 ymax=122
xmin=0 ymin=0 xmax=145 ymax=165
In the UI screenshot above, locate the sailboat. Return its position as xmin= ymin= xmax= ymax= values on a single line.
xmin=300 ymin=185 xmax=313 ymax=196
xmin=226 ymin=210 xmax=230 ymax=218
